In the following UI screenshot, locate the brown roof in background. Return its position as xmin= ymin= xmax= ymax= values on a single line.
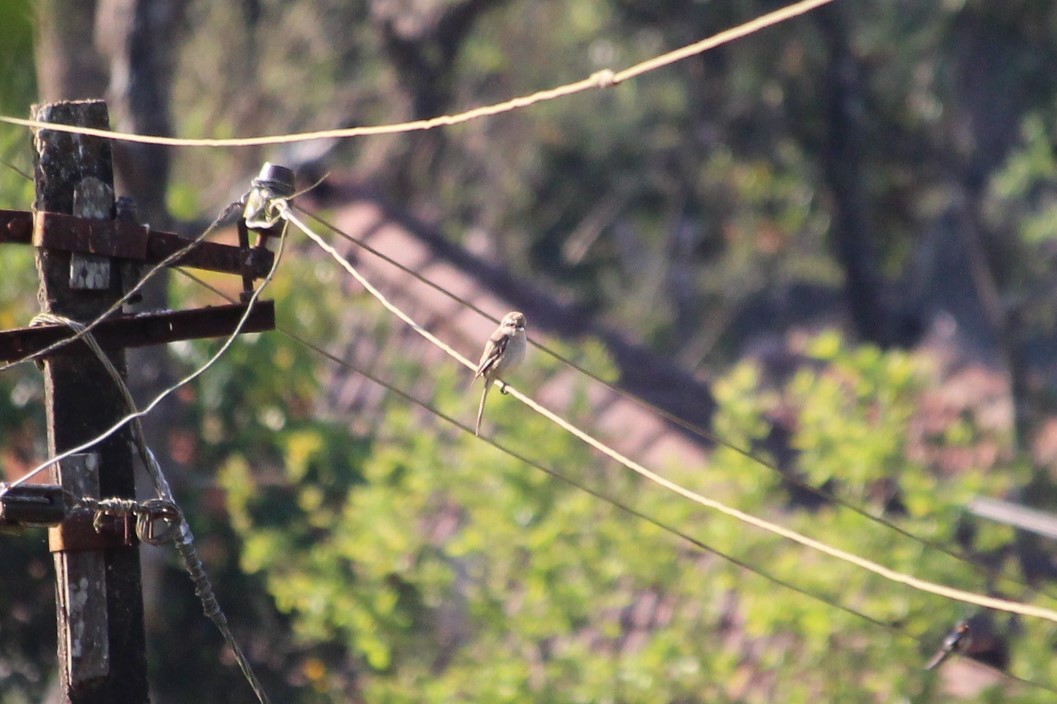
xmin=309 ymin=192 xmax=716 ymax=470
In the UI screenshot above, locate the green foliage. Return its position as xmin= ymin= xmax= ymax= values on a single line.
xmin=985 ymin=108 xmax=1057 ymax=297
xmin=0 ymin=0 xmax=35 ymax=210
xmin=6 ymin=1 xmax=1057 ymax=702
xmin=706 ymin=332 xmax=1048 ymax=701
xmin=210 ymin=323 xmax=1054 ymax=702
xmin=790 ymin=331 xmax=922 ymax=500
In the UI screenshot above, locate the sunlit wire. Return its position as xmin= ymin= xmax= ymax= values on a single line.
xmin=173 ymin=266 xmax=1057 ymax=698
xmin=0 ymin=0 xmax=834 ymax=148
xmin=281 ymin=204 xmax=1057 ymax=623
xmin=5 ymin=224 xmax=287 ymax=489
xmin=0 ymin=201 xmax=243 ymax=373
xmin=291 ymin=205 xmax=1057 ymax=606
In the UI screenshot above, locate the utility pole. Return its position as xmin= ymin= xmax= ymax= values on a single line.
xmin=0 ymin=100 xmax=284 ymax=702
xmin=35 ymin=100 xmax=148 ymax=702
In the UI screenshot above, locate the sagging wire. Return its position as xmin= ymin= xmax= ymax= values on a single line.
xmin=293 ymin=203 xmax=1057 ymax=606
xmin=0 ymin=199 xmax=245 ymax=374
xmin=23 ymin=311 xmax=274 ymax=704
xmin=0 ymin=0 xmax=834 ymax=148
xmin=279 ymin=204 xmax=1057 ymax=624
xmin=173 ymin=266 xmax=1057 ymax=697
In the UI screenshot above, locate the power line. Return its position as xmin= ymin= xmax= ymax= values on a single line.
xmin=0 ymin=201 xmax=243 ymax=373
xmin=16 ymin=190 xmax=1049 ymax=619
xmin=3 ymin=0 xmax=1035 ymax=609
xmin=5 ymin=0 xmax=1043 ymax=690
xmin=292 ymin=205 xmax=1057 ymax=606
xmin=0 ymin=0 xmax=834 ymax=148
xmin=174 ymin=267 xmax=1057 ymax=698
xmin=12 ymin=0 xmax=976 ymax=608
xmin=279 ymin=204 xmax=1057 ymax=624
xmin=5 ymin=219 xmax=287 ymax=490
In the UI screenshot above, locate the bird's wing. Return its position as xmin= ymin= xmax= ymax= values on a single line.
xmin=475 ymin=330 xmax=510 ymax=379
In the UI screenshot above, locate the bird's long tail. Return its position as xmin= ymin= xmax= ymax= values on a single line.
xmin=924 ymin=649 xmax=949 ymax=671
xmin=476 ymin=380 xmax=491 ymax=436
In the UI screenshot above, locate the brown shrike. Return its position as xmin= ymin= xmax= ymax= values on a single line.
xmin=473 ymin=311 xmax=527 ymax=436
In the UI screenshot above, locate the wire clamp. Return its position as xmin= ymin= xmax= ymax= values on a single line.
xmin=49 ymin=507 xmax=135 ymax=552
xmin=71 ymin=496 xmax=183 ymax=547
xmin=46 ymin=495 xmax=184 ymax=551
xmin=136 ymin=498 xmax=182 ymax=545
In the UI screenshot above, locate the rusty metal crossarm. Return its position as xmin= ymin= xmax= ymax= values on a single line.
xmin=0 ymin=208 xmax=274 ymax=278
xmin=0 ymin=301 xmax=275 ymax=362
xmin=143 ymin=226 xmax=274 ymax=279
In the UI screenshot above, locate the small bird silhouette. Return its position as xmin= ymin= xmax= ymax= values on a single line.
xmin=925 ymin=620 xmax=972 ymax=670
xmin=473 ymin=312 xmax=527 ymax=436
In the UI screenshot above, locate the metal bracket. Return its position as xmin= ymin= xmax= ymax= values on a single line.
xmin=0 ymin=483 xmax=67 ymax=526
xmin=49 ymin=510 xmax=136 ymax=552
xmin=0 ymin=209 xmax=274 ymax=278
xmin=46 ymin=453 xmax=135 ymax=553
xmin=0 ymin=300 xmax=276 ymax=362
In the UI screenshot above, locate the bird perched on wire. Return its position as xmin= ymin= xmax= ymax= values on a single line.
xmin=473 ymin=311 xmax=527 ymax=436
xmin=925 ymin=619 xmax=972 ymax=670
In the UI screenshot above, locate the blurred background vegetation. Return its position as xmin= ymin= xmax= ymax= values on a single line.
xmin=4 ymin=0 xmax=1057 ymax=702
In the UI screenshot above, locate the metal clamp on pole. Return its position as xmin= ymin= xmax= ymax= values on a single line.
xmin=49 ymin=510 xmax=137 ymax=552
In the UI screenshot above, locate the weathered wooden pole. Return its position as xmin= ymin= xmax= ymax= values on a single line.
xmin=34 ymin=99 xmax=148 ymax=703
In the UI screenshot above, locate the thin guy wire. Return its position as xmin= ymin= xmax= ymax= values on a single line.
xmin=0 ymin=0 xmax=834 ymax=148
xmin=0 ymin=200 xmax=243 ymax=373
xmin=286 ymin=331 xmax=1057 ymax=696
xmin=24 ymin=314 xmax=271 ymax=704
xmin=12 ymin=0 xmax=978 ymax=607
xmin=6 ymin=221 xmax=287 ymax=490
xmin=172 ymin=267 xmax=1057 ymax=697
xmin=293 ymin=205 xmax=1057 ymax=606
xmin=28 ymin=313 xmax=162 ymax=481
xmin=281 ymin=206 xmax=1057 ymax=624
xmin=8 ymin=0 xmax=1036 ymax=614
xmin=287 ymin=325 xmax=896 ymax=633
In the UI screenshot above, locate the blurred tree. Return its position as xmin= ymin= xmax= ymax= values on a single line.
xmin=34 ymin=0 xmax=108 ymax=102
xmin=214 ymin=328 xmax=1040 ymax=702
xmin=371 ymin=0 xmax=508 ymax=194
xmin=5 ymin=1 xmax=1057 ymax=701
xmin=0 ymin=4 xmax=55 ymax=704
